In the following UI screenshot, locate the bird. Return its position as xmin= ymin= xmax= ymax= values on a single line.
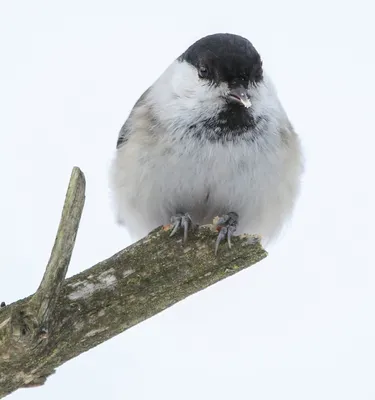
xmin=109 ymin=33 xmax=303 ymax=254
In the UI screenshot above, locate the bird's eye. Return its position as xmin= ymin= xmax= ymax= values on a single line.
xmin=198 ymin=66 xmax=209 ymax=79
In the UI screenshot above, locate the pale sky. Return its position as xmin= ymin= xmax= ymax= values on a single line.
xmin=1 ymin=1 xmax=375 ymax=399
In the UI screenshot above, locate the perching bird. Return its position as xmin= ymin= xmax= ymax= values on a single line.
xmin=110 ymin=33 xmax=303 ymax=253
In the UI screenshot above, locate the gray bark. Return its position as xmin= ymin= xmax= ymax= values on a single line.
xmin=0 ymin=167 xmax=267 ymax=398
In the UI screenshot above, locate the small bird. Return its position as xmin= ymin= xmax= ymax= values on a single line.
xmin=110 ymin=33 xmax=303 ymax=253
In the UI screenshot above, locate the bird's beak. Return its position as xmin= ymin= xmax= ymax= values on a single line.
xmin=228 ymin=87 xmax=252 ymax=108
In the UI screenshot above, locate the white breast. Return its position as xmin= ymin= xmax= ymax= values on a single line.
xmin=110 ymin=127 xmax=302 ymax=244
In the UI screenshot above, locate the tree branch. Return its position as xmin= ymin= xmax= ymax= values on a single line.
xmin=32 ymin=166 xmax=86 ymax=332
xmin=0 ymin=167 xmax=267 ymax=398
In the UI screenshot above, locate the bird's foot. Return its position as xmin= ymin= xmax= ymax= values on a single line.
xmin=168 ymin=212 xmax=197 ymax=243
xmin=214 ymin=212 xmax=239 ymax=255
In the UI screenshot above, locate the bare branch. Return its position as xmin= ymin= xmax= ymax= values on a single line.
xmin=0 ymin=168 xmax=267 ymax=398
xmin=32 ymin=166 xmax=86 ymax=329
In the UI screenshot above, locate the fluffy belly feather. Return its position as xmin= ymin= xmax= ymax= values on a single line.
xmin=110 ymin=135 xmax=301 ymax=243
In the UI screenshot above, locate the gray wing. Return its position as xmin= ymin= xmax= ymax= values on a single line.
xmin=116 ymin=87 xmax=151 ymax=149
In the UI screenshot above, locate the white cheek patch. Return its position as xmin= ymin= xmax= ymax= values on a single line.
xmin=170 ymin=62 xmax=199 ymax=95
xmin=149 ymin=60 xmax=229 ymax=127
xmin=171 ymin=61 xmax=217 ymax=104
xmin=172 ymin=62 xmax=229 ymax=105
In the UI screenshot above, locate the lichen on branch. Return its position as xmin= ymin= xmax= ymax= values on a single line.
xmin=0 ymin=167 xmax=267 ymax=399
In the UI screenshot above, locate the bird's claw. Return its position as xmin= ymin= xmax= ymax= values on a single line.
xmin=169 ymin=212 xmax=196 ymax=243
xmin=214 ymin=212 xmax=239 ymax=255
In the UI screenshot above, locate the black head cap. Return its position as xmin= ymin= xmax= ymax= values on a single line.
xmin=179 ymin=33 xmax=263 ymax=88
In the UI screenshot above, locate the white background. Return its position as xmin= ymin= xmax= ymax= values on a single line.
xmin=1 ymin=1 xmax=374 ymax=399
